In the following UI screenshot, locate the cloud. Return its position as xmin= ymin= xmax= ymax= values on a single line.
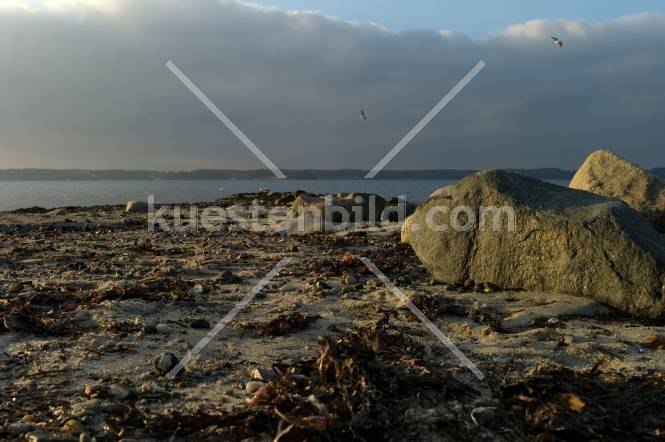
xmin=0 ymin=0 xmax=663 ymax=170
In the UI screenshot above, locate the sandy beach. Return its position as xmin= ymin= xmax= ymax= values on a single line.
xmin=1 ymin=194 xmax=664 ymax=441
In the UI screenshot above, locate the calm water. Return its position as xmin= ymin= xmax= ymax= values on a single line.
xmin=0 ymin=179 xmax=570 ymax=211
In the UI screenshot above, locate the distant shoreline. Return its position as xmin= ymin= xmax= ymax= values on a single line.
xmin=0 ymin=168 xmax=579 ymax=181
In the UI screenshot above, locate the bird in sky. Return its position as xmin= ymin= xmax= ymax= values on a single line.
xmin=551 ymin=37 xmax=563 ymax=48
xmin=360 ymin=110 xmax=368 ymax=121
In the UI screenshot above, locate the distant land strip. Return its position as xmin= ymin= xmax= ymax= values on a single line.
xmin=0 ymin=168 xmax=663 ymax=181
xmin=0 ymin=168 xmax=576 ymax=181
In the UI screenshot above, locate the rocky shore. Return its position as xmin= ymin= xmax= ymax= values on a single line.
xmin=0 ymin=189 xmax=664 ymax=441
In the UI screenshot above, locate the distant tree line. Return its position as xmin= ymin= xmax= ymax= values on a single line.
xmin=4 ymin=167 xmax=662 ymax=181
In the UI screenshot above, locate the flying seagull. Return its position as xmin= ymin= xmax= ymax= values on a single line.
xmin=551 ymin=37 xmax=563 ymax=48
xmin=360 ymin=110 xmax=368 ymax=121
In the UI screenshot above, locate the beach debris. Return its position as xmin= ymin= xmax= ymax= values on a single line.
xmin=551 ymin=36 xmax=563 ymax=47
xmin=560 ymin=392 xmax=586 ymax=412
xmin=256 ymin=312 xmax=320 ymax=337
xmin=216 ymin=270 xmax=241 ymax=284
xmin=403 ymin=169 xmax=665 ymax=319
xmin=641 ymin=334 xmax=665 ymax=350
xmin=154 ymin=352 xmax=180 ymax=374
xmin=500 ymin=364 xmax=665 ymax=440
xmin=360 ymin=109 xmax=368 ymax=120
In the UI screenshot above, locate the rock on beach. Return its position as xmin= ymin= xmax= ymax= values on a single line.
xmin=570 ymin=149 xmax=665 ymax=232
xmin=402 ymin=169 xmax=665 ymax=319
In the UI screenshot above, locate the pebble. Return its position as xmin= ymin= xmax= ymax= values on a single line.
xmin=279 ymin=283 xmax=299 ymax=292
xmin=7 ymin=420 xmax=33 ymax=434
xmin=343 ymin=273 xmax=359 ymax=286
xmin=154 ymin=352 xmax=180 ymax=374
xmin=108 ymin=383 xmax=134 ymax=400
xmin=62 ymin=418 xmax=86 ymax=435
xmin=189 ymin=318 xmax=211 ymax=329
xmin=79 ymin=434 xmax=92 ymax=442
xmin=25 ymin=431 xmax=65 ymax=442
xmin=245 ymin=381 xmax=264 ymax=394
xmin=187 ymin=284 xmax=204 ymax=296
xmin=8 ymin=283 xmax=24 ymax=294
xmin=470 ymin=406 xmax=498 ymax=425
xmin=71 ymin=399 xmax=102 ymax=416
xmin=155 ymin=323 xmax=171 ymax=334
xmin=83 ymin=383 xmax=105 ymax=397
xmin=250 ymin=367 xmax=277 ymax=382
xmin=3 ymin=313 xmax=35 ymax=332
xmin=547 ymin=317 xmax=560 ymax=325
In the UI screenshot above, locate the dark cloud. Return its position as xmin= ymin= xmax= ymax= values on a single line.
xmin=0 ymin=1 xmax=664 ymax=170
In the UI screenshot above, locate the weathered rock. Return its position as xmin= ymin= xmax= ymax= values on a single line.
xmin=125 ymin=200 xmax=149 ymax=214
xmin=47 ymin=208 xmax=68 ymax=216
xmin=189 ymin=318 xmax=210 ymax=329
xmin=570 ymin=150 xmax=665 ymax=232
xmin=402 ymin=170 xmax=665 ymax=319
xmin=245 ymin=381 xmax=265 ymax=394
xmin=154 ymin=352 xmax=179 ymax=374
xmin=291 ymin=193 xmax=386 ymax=223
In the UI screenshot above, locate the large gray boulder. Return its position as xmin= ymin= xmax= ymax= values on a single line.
xmin=402 ymin=170 xmax=665 ymax=319
xmin=570 ymin=150 xmax=665 ymax=232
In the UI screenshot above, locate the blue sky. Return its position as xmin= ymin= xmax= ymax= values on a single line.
xmin=252 ymin=0 xmax=665 ymax=36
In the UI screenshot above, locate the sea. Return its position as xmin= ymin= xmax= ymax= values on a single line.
xmin=0 ymin=179 xmax=571 ymax=211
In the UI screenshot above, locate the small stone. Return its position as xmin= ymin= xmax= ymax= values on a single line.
xmin=343 ymin=273 xmax=359 ymax=286
xmin=83 ymin=383 xmax=106 ymax=397
xmin=3 ymin=313 xmax=36 ymax=332
xmin=154 ymin=352 xmax=179 ymax=374
xmin=47 ymin=208 xmax=68 ymax=216
xmin=547 ymin=317 xmax=560 ymax=325
xmin=483 ymin=282 xmax=497 ymax=293
xmin=7 ymin=420 xmax=33 ymax=434
xmin=250 ymin=367 xmax=277 ymax=382
xmin=62 ymin=418 xmax=86 ymax=435
xmin=25 ymin=431 xmax=59 ymax=442
xmin=245 ymin=381 xmax=264 ymax=394
xmin=641 ymin=334 xmax=665 ymax=350
xmin=155 ymin=323 xmax=171 ymax=334
xmin=470 ymin=406 xmax=497 ymax=425
xmin=187 ymin=284 xmax=204 ymax=296
xmin=79 ymin=433 xmax=92 ymax=442
xmin=108 ymin=383 xmax=134 ymax=400
xmin=190 ymin=318 xmax=211 ymax=329
xmin=8 ymin=283 xmax=24 ymax=294
xmin=71 ymin=399 xmax=102 ymax=416
xmin=125 ymin=200 xmax=149 ymax=213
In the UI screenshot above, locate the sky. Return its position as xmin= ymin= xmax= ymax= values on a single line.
xmin=0 ymin=0 xmax=664 ymax=171
xmin=250 ymin=0 xmax=665 ymax=36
